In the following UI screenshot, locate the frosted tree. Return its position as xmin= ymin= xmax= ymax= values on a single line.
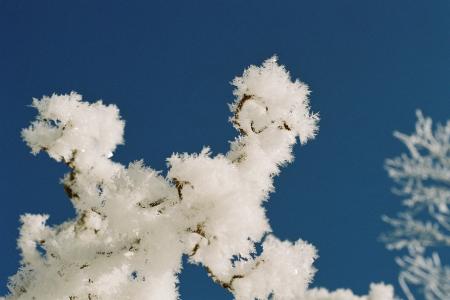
xmin=382 ymin=111 xmax=450 ymax=300
xmin=2 ymin=57 xmax=393 ymax=300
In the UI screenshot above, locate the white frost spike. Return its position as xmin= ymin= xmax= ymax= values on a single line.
xmin=3 ymin=58 xmax=393 ymax=300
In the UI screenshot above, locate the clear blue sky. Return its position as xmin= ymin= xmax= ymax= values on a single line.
xmin=0 ymin=1 xmax=449 ymax=299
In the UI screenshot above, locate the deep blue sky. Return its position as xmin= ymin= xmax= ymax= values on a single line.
xmin=0 ymin=1 xmax=449 ymax=299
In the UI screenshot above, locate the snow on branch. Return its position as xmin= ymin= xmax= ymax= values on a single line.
xmin=304 ymin=283 xmax=394 ymax=300
xmin=3 ymin=57 xmax=392 ymax=300
xmin=382 ymin=111 xmax=450 ymax=300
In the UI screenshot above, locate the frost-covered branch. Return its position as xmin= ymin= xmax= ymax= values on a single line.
xmin=382 ymin=111 xmax=450 ymax=300
xmin=303 ymin=283 xmax=394 ymax=300
xmin=396 ymin=253 xmax=450 ymax=300
xmin=3 ymin=57 xmax=393 ymax=300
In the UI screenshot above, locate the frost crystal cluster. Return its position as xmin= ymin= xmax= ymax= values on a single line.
xmin=382 ymin=111 xmax=450 ymax=300
xmin=3 ymin=58 xmax=393 ymax=300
